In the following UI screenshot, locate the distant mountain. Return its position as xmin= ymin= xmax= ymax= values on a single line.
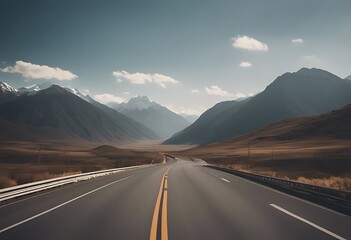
xmin=18 ymin=82 xmax=53 ymax=95
xmin=63 ymin=87 xmax=92 ymax=102
xmin=110 ymin=96 xmax=190 ymax=139
xmin=165 ymin=68 xmax=351 ymax=145
xmin=0 ymin=85 xmax=159 ymax=142
xmin=0 ymin=81 xmax=19 ymax=105
xmin=18 ymin=82 xmax=92 ymax=102
xmin=345 ymin=75 xmax=351 ymax=81
xmin=180 ymin=114 xmax=199 ymax=124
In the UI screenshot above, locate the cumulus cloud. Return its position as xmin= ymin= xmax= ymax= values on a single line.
xmin=205 ymin=85 xmax=233 ymax=97
xmin=292 ymin=38 xmax=304 ymax=44
xmin=113 ymin=70 xmax=179 ymax=88
xmin=0 ymin=60 xmax=77 ymax=80
xmin=231 ymin=35 xmax=268 ymax=51
xmin=94 ymin=93 xmax=124 ymax=104
xmin=191 ymin=89 xmax=200 ymax=93
xmin=239 ymin=61 xmax=252 ymax=68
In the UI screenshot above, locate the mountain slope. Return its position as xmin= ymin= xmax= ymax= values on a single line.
xmin=164 ymin=99 xmax=248 ymax=144
xmin=0 ymin=81 xmax=19 ymax=105
xmin=0 ymin=85 xmax=159 ymax=142
xmin=0 ymin=116 xmax=73 ymax=141
xmin=111 ymin=96 xmax=190 ymax=139
xmin=195 ymin=103 xmax=351 ymax=148
xmin=268 ymin=104 xmax=351 ymax=140
xmin=165 ymin=68 xmax=351 ymax=145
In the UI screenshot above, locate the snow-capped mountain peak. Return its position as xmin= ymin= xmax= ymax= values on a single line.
xmin=64 ymin=87 xmax=88 ymax=100
xmin=0 ymin=82 xmax=18 ymax=93
xmin=18 ymin=82 xmax=53 ymax=95
xmin=120 ymin=96 xmax=157 ymax=110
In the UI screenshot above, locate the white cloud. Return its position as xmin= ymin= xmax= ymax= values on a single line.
xmin=239 ymin=61 xmax=252 ymax=68
xmin=191 ymin=89 xmax=200 ymax=93
xmin=205 ymin=85 xmax=233 ymax=97
xmin=82 ymin=89 xmax=90 ymax=95
xmin=113 ymin=70 xmax=179 ymax=88
xmin=235 ymin=92 xmax=247 ymax=98
xmin=0 ymin=61 xmax=77 ymax=80
xmin=292 ymin=38 xmax=304 ymax=44
xmin=231 ymin=35 xmax=268 ymax=51
xmin=303 ymin=54 xmax=319 ymax=64
xmin=165 ymin=104 xmax=204 ymax=116
xmin=123 ymin=91 xmax=130 ymax=95
xmin=94 ymin=93 xmax=124 ymax=104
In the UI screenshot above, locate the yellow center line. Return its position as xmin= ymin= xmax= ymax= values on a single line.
xmin=161 ymin=183 xmax=168 ymax=240
xmin=149 ymin=168 xmax=171 ymax=240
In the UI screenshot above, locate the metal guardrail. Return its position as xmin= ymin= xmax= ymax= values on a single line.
xmin=209 ymin=165 xmax=351 ymax=215
xmin=0 ymin=164 xmax=152 ymax=202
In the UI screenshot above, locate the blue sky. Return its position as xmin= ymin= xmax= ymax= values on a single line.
xmin=1 ymin=0 xmax=350 ymax=115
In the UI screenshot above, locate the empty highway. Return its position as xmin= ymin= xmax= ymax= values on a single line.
xmin=0 ymin=158 xmax=350 ymax=240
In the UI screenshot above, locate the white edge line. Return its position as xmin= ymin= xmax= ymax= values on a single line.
xmin=220 ymin=178 xmax=230 ymax=183
xmin=217 ymin=170 xmax=347 ymax=217
xmin=270 ymin=204 xmax=347 ymax=240
xmin=0 ymin=175 xmax=133 ymax=234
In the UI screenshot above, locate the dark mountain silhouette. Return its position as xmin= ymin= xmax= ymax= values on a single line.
xmin=0 ymin=85 xmax=159 ymax=142
xmin=165 ymin=68 xmax=351 ymax=145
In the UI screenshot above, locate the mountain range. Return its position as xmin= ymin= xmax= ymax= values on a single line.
xmin=4 ymin=81 xmax=192 ymax=140
xmin=165 ymin=68 xmax=351 ymax=145
xmin=0 ymin=84 xmax=158 ymax=142
xmin=109 ymin=96 xmax=191 ymax=139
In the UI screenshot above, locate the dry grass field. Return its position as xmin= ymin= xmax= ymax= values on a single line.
xmin=0 ymin=140 xmax=164 ymax=188
xmin=177 ymin=137 xmax=351 ymax=190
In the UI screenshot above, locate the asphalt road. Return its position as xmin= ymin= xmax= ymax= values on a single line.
xmin=0 ymin=158 xmax=350 ymax=240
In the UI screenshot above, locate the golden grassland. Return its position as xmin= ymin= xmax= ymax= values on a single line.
xmin=176 ymin=137 xmax=351 ymax=190
xmin=1 ymin=138 xmax=350 ymax=191
xmin=0 ymin=140 xmax=164 ymax=188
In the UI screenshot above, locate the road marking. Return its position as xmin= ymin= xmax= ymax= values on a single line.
xmin=218 ymin=170 xmax=346 ymax=217
xmin=220 ymin=177 xmax=230 ymax=183
xmin=0 ymin=175 xmax=133 ymax=234
xmin=150 ymin=168 xmax=170 ymax=240
xmin=270 ymin=204 xmax=347 ymax=240
xmin=150 ymin=173 xmax=165 ymax=240
xmin=162 ymin=179 xmax=168 ymax=240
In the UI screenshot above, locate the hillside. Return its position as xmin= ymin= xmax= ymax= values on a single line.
xmin=0 ymin=85 xmax=159 ymax=142
xmin=165 ymin=68 xmax=351 ymax=145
